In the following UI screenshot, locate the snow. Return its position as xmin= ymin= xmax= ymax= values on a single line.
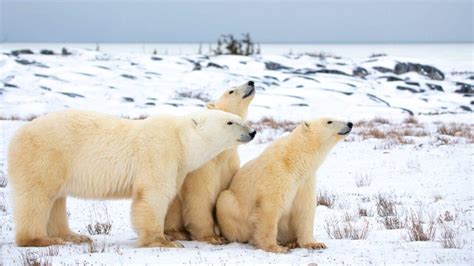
xmin=0 ymin=45 xmax=473 ymax=264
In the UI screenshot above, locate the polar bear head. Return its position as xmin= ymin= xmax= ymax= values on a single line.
xmin=184 ymin=109 xmax=256 ymax=171
xmin=206 ymin=81 xmax=256 ymax=119
xmin=190 ymin=109 xmax=256 ymax=147
xmin=302 ymin=117 xmax=353 ymax=146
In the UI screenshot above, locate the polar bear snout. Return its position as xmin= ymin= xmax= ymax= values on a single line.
xmin=338 ymin=122 xmax=353 ymax=136
xmin=239 ymin=126 xmax=257 ymax=143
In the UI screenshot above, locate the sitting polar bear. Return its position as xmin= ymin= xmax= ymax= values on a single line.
xmin=165 ymin=81 xmax=256 ymax=244
xmin=216 ymin=118 xmax=352 ymax=253
xmin=7 ymin=109 xmax=256 ymax=248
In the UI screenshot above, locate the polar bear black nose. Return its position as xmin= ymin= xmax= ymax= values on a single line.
xmin=248 ymin=81 xmax=254 ymax=86
xmin=249 ymin=130 xmax=257 ymax=139
xmin=347 ymin=122 xmax=353 ymax=128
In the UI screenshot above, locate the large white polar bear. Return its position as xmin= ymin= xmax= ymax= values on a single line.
xmin=7 ymin=109 xmax=256 ymax=248
xmin=165 ymin=81 xmax=255 ymax=244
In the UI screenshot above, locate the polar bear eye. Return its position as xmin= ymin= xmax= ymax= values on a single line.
xmin=227 ymin=121 xmax=233 ymax=125
xmin=327 ymin=121 xmax=333 ymax=124
xmin=229 ymin=90 xmax=234 ymax=95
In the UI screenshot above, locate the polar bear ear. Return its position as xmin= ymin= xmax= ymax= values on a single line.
xmin=206 ymin=102 xmax=216 ymax=109
xmin=303 ymin=121 xmax=310 ymax=130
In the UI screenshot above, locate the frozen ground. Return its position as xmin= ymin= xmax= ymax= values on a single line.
xmin=0 ymin=45 xmax=473 ymax=264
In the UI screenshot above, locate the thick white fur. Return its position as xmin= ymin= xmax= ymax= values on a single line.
xmin=165 ymin=82 xmax=255 ymax=244
xmin=216 ymin=118 xmax=352 ymax=253
xmin=7 ymin=109 xmax=253 ymax=247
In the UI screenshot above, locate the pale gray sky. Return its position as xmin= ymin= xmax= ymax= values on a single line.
xmin=1 ymin=0 xmax=472 ymax=43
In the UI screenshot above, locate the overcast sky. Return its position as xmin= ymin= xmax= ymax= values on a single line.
xmin=1 ymin=0 xmax=472 ymax=43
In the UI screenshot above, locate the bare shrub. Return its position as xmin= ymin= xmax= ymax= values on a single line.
xmin=355 ymin=172 xmax=372 ymax=187
xmin=87 ymin=205 xmax=112 ymax=235
xmin=324 ymin=214 xmax=370 ymax=240
xmin=317 ymin=190 xmax=337 ymax=208
xmin=376 ymin=194 xmax=397 ymax=217
xmin=175 ymin=89 xmax=211 ymax=102
xmin=372 ymin=117 xmax=390 ymax=124
xmin=403 ymin=116 xmax=419 ymax=124
xmin=375 ymin=194 xmax=406 ymax=229
xmin=87 ymin=222 xmax=111 ymax=235
xmin=404 ymin=210 xmax=436 ymax=241
xmin=214 ymin=33 xmax=257 ymax=56
xmin=366 ymin=128 xmax=386 ymax=139
xmin=0 ymin=171 xmax=7 ymax=187
xmin=19 ymin=247 xmax=59 ymax=266
xmin=358 ymin=207 xmax=368 ymax=217
xmin=439 ymin=223 xmax=466 ymax=249
xmin=437 ymin=123 xmax=474 ymax=142
xmin=0 ymin=193 xmax=7 ymax=213
xmin=85 ymin=241 xmax=107 ymax=253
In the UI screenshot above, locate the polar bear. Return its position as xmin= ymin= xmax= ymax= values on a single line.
xmin=165 ymin=81 xmax=255 ymax=244
xmin=7 ymin=109 xmax=256 ymax=247
xmin=216 ymin=118 xmax=352 ymax=253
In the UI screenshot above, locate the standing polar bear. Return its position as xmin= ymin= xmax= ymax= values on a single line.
xmin=8 ymin=109 xmax=256 ymax=247
xmin=165 ymin=81 xmax=256 ymax=244
xmin=216 ymin=118 xmax=352 ymax=253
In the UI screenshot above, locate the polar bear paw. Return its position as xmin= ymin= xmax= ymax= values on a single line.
xmin=303 ymin=241 xmax=327 ymax=249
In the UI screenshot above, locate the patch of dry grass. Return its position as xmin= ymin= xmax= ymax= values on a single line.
xmin=248 ymin=117 xmax=299 ymax=133
xmin=317 ymin=190 xmax=337 ymax=208
xmin=0 ymin=170 xmax=7 ymax=188
xmin=404 ymin=210 xmax=437 ymax=241
xmin=19 ymin=246 xmax=59 ymax=266
xmin=0 ymin=114 xmax=40 ymax=121
xmin=355 ymin=172 xmax=372 ymax=188
xmin=324 ymin=213 xmax=370 ymax=240
xmin=437 ymin=123 xmax=474 ymax=142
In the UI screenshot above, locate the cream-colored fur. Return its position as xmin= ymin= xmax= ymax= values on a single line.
xmin=216 ymin=118 xmax=352 ymax=253
xmin=165 ymin=82 xmax=256 ymax=244
xmin=7 ymin=109 xmax=255 ymax=247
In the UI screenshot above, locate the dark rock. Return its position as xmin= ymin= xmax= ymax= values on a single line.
xmin=130 ymin=62 xmax=139 ymax=66
xmin=470 ymin=101 xmax=474 ymax=105
xmin=352 ymin=67 xmax=369 ymax=78
xmin=4 ymin=83 xmax=18 ymax=88
xmin=240 ymin=61 xmax=247 ymax=64
xmin=40 ymin=49 xmax=54 ymax=55
xmin=315 ymin=69 xmax=350 ymax=76
xmin=151 ymin=56 xmax=162 ymax=61
xmin=121 ymin=74 xmax=137 ymax=80
xmin=11 ymin=49 xmax=34 ymax=56
xmin=373 ymin=66 xmax=393 ymax=73
xmin=34 ymin=74 xmax=49 ymax=78
xmin=164 ymin=102 xmax=182 ymax=107
xmin=265 ymin=61 xmax=292 ymax=71
xmin=145 ymin=102 xmax=156 ymax=106
xmin=296 ymin=85 xmax=303 ymax=88
xmin=61 ymin=48 xmax=72 ymax=56
xmin=336 ymin=63 xmax=346 ymax=66
xmin=206 ymin=62 xmax=227 ymax=69
xmin=367 ymin=93 xmax=390 ymax=106
xmin=396 ymin=86 xmax=419 ymax=93
xmin=40 ymin=86 xmax=51 ymax=91
xmin=263 ymin=75 xmax=279 ymax=81
xmin=96 ymin=65 xmax=110 ymax=70
xmin=394 ymin=62 xmax=444 ymax=80
xmin=405 ymin=81 xmax=420 ymax=87
xmin=15 ymin=59 xmax=48 ymax=68
xmin=468 ymin=76 xmax=474 ymax=80
xmin=426 ymin=83 xmax=444 ymax=92
xmin=384 ymin=76 xmax=403 ymax=82
xmin=147 ymin=97 xmax=157 ymax=100
xmin=59 ymin=92 xmax=84 ymax=98
xmin=291 ymin=103 xmax=309 ymax=107
xmin=75 ymin=72 xmax=94 ymax=77
xmin=460 ymin=105 xmax=472 ymax=111
xmin=122 ymin=97 xmax=134 ymax=102
xmin=454 ymin=82 xmax=473 ymax=94
xmin=145 ymin=71 xmax=161 ymax=76
xmin=193 ymin=63 xmax=202 ymax=71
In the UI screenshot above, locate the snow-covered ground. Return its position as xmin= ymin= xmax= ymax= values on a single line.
xmin=0 ymin=45 xmax=473 ymax=264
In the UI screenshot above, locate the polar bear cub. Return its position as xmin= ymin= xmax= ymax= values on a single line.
xmin=165 ymin=81 xmax=256 ymax=244
xmin=216 ymin=118 xmax=352 ymax=253
xmin=8 ymin=109 xmax=255 ymax=247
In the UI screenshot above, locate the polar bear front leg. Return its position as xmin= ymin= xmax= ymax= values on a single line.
xmin=253 ymin=198 xmax=289 ymax=253
xmin=291 ymin=177 xmax=327 ymax=250
xmin=132 ymin=177 xmax=183 ymax=248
